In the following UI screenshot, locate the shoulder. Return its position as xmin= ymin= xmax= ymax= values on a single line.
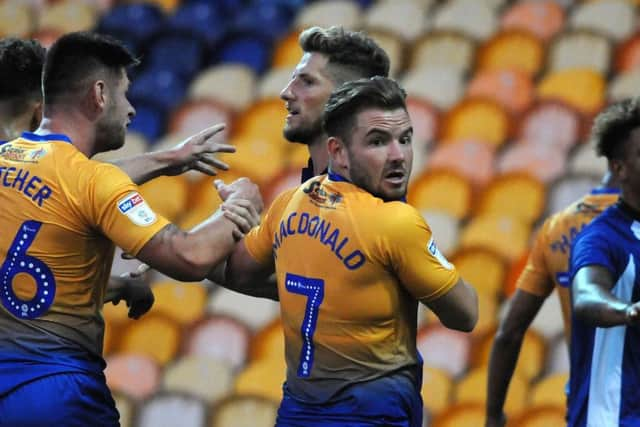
xmin=374 ymin=201 xmax=428 ymax=234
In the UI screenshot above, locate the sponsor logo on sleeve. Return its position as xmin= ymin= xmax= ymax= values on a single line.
xmin=117 ymin=192 xmax=157 ymax=227
xmin=427 ymin=237 xmax=453 ymax=270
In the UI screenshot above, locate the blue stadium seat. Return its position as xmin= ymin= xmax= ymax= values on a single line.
xmin=167 ymin=3 xmax=228 ymax=46
xmin=233 ymin=1 xmax=297 ymax=40
xmin=145 ymin=33 xmax=206 ymax=80
xmin=129 ymin=69 xmax=187 ymax=113
xmin=182 ymin=0 xmax=248 ymax=18
xmin=97 ymin=4 xmax=165 ymax=46
xmin=213 ymin=34 xmax=272 ymax=74
xmin=128 ymin=103 xmax=166 ymax=143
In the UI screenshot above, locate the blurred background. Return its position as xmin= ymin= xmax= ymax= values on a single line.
xmin=3 ymin=0 xmax=639 ymax=425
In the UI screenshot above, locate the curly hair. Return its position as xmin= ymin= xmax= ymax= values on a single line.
xmin=299 ymin=26 xmax=390 ymax=84
xmin=591 ymin=98 xmax=640 ymax=160
xmin=0 ymin=38 xmax=45 ymax=102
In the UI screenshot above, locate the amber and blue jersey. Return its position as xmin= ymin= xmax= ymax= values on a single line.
xmin=244 ymin=173 xmax=460 ymax=411
xmin=0 ymin=132 xmax=168 ymax=395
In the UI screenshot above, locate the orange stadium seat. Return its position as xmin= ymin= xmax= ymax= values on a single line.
xmin=167 ymin=99 xmax=234 ymax=140
xmin=426 ymin=140 xmax=495 ymax=189
xmin=467 ymin=69 xmax=534 ymax=115
xmin=477 ymin=172 xmax=547 ymax=225
xmin=608 ymin=69 xmax=640 ymax=102
xmin=162 ymin=355 xmax=234 ymax=403
xmin=294 ymin=0 xmax=363 ymax=31
xmin=459 ymin=214 xmax=531 ymax=262
xmin=226 ymin=135 xmax=286 ymax=185
xmin=363 ymin=28 xmax=405 ymax=77
xmin=93 ymin=131 xmax=150 ymax=162
xmin=431 ymin=402 xmax=486 ymax=427
xmin=431 ymin=0 xmax=497 ymax=40
xmin=138 ymin=174 xmax=190 ymax=223
xmin=113 ymin=393 xmax=134 ymax=427
xmin=233 ymin=97 xmax=287 ymax=142
xmin=410 ymin=31 xmax=476 ymax=74
xmin=234 ymin=357 xmax=287 ymax=402
xmin=421 ymin=365 xmax=453 ymax=417
xmin=284 ymin=139 xmax=312 ymax=171
xmin=517 ymin=101 xmax=582 ymax=154
xmin=207 ymin=287 xmax=280 ymax=333
xmin=402 ymin=66 xmax=465 ymax=110
xmin=500 ymin=0 xmax=565 ymax=41
xmin=118 ymin=314 xmax=182 ymax=366
xmin=450 ymin=248 xmax=507 ymax=299
xmin=537 ymin=68 xmax=606 ymax=116
xmin=271 ymin=30 xmax=303 ymax=69
xmin=187 ymin=65 xmax=256 ymax=112
xmin=417 ymin=323 xmax=472 ymax=378
xmin=210 ymin=395 xmax=279 ymax=427
xmin=105 ymin=354 xmax=160 ymax=400
xmin=149 ymin=281 xmax=207 ymax=326
xmin=476 ymin=29 xmax=545 ymax=77
xmin=182 ymin=314 xmax=252 ymax=371
xmin=569 ymin=142 xmax=609 ymax=177
xmin=264 ymin=168 xmax=304 ymax=206
xmin=136 ymin=393 xmax=208 ymax=427
xmin=547 ymin=30 xmax=612 ymax=75
xmin=504 ymin=250 xmax=529 ymax=298
xmin=421 ymin=210 xmax=460 ymax=256
xmin=615 ymin=33 xmax=640 ymax=73
xmin=364 ymin=0 xmax=427 ymax=42
xmin=530 ymin=372 xmax=569 ymax=408
xmin=453 ymin=366 xmax=528 ymax=417
xmin=569 ymin=0 xmax=635 ymax=42
xmin=30 ymin=27 xmax=64 ymax=48
xmin=37 ymin=0 xmax=98 ymax=34
xmin=0 ymin=0 xmax=34 ymax=38
xmin=440 ymin=98 xmax=510 ymax=148
xmin=250 ymin=319 xmax=285 ymax=362
xmin=512 ymin=405 xmax=567 ymax=427
xmin=408 ymin=169 xmax=473 ymax=220
xmin=123 ymin=0 xmax=179 ymax=13
xmin=496 ymin=141 xmax=568 ymax=183
xmin=257 ymin=67 xmax=294 ymax=101
xmin=405 ymin=96 xmax=439 ymax=155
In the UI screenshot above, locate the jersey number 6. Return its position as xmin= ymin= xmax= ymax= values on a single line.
xmin=0 ymin=220 xmax=56 ymax=319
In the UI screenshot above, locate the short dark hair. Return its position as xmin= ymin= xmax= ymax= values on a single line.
xmin=299 ymin=26 xmax=390 ymax=84
xmin=43 ymin=31 xmax=139 ymax=105
xmin=323 ymin=76 xmax=407 ymax=143
xmin=591 ymin=98 xmax=640 ymax=160
xmin=0 ymin=38 xmax=45 ymax=107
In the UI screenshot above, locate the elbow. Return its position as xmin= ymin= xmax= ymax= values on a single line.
xmin=172 ymin=251 xmax=220 ymax=282
xmin=456 ymin=309 xmax=478 ymax=332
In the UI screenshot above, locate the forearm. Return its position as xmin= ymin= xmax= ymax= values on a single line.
xmin=574 ymin=285 xmax=630 ymax=327
xmin=208 ymin=268 xmax=280 ymax=301
xmin=486 ymin=330 xmax=524 ymax=419
xmin=111 ymin=151 xmax=178 ymax=185
xmin=104 ymin=278 xmax=125 ymax=303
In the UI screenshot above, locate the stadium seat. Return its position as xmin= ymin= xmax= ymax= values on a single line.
xmin=127 ymin=102 xmax=166 ymax=143
xmin=38 ymin=0 xmax=98 ymax=34
xmin=421 ymin=365 xmax=453 ymax=417
xmin=97 ymin=3 xmax=165 ymax=46
xmin=450 ymin=248 xmax=507 ymax=299
xmin=210 ymin=395 xmax=279 ymax=427
xmin=294 ymin=0 xmax=363 ymax=30
xmin=453 ymin=366 xmax=528 ymax=416
xmin=431 ymin=0 xmax=497 ymax=40
xmin=136 ymin=393 xmax=207 ymax=427
xmin=139 ymin=174 xmax=189 ymax=223
xmin=547 ymin=30 xmax=612 ymax=75
xmin=568 ymin=141 xmax=608 ymax=177
xmin=182 ymin=314 xmax=252 ymax=371
xmin=167 ymin=2 xmax=227 ymax=46
xmin=271 ymin=30 xmax=303 ymax=69
xmin=167 ymin=99 xmax=234 ymax=141
xmin=476 ymin=29 xmax=545 ymax=77
xmin=150 ymin=281 xmax=207 ymax=326
xmin=537 ymin=68 xmax=605 ymax=116
xmin=459 ymin=214 xmax=531 ymax=262
xmin=420 ymin=210 xmax=460 ymax=256
xmin=30 ymin=28 xmax=64 ymax=49
xmin=213 ymin=33 xmax=273 ymax=75
xmin=431 ymin=402 xmax=485 ymax=427
xmin=440 ymin=98 xmax=510 ymax=148
xmin=363 ymin=0 xmax=427 ymax=41
xmin=207 ymin=288 xmax=280 ymax=333
xmin=405 ymin=97 xmax=439 ymax=161
xmin=477 ymin=173 xmax=547 ymax=225
xmin=410 ymin=31 xmax=476 ymax=75
xmin=363 ymin=28 xmax=405 ymax=77
xmin=250 ymin=320 xmax=285 ymax=362
xmin=569 ymin=0 xmax=635 ymax=42
xmin=226 ymin=132 xmax=286 ymax=185
xmin=178 ymin=174 xmax=229 ymax=230
xmin=517 ymin=101 xmax=582 ymax=154
xmin=530 ymin=287 xmax=565 ymax=340
xmin=416 ymin=323 xmax=472 ymax=378
xmin=530 ymin=372 xmax=569 ymax=408
xmin=93 ymin=131 xmax=150 ymax=162
xmin=264 ymin=168 xmax=305 ymax=206
xmin=0 ymin=0 xmax=33 ymax=38
xmin=496 ymin=140 xmax=568 ymax=183
xmin=257 ymin=67 xmax=295 ymax=101
xmin=546 ymin=173 xmax=602 ymax=216
xmin=234 ymin=358 xmax=287 ymax=402
xmin=467 ymin=69 xmax=534 ymax=115
xmin=409 ymin=170 xmax=473 ymax=220
xmin=546 ymin=334 xmax=570 ymax=376
xmin=113 ymin=393 xmax=134 ymax=427
xmin=232 ymin=1 xmax=295 ymax=42
xmin=233 ymin=98 xmax=287 ymax=143
xmin=512 ymin=405 xmax=567 ymax=427
xmin=118 ymin=314 xmax=182 ymax=366
xmin=608 ymin=69 xmax=640 ymax=102
xmin=162 ymin=355 xmax=234 ymax=403
xmin=187 ymin=65 xmax=256 ymax=111
xmin=146 ymin=33 xmax=207 ymax=80
xmin=129 ymin=69 xmax=188 ymax=114
xmin=500 ymin=1 xmax=565 ymax=41
xmin=426 ymin=139 xmax=495 ymax=189
xmin=105 ymin=354 xmax=160 ymax=399
xmin=615 ymin=33 xmax=640 ymax=73
xmin=402 ymin=66 xmax=465 ymax=110
xmin=503 ymin=250 xmax=528 ymax=298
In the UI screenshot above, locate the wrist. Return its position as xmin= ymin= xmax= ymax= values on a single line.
xmin=624 ymin=304 xmax=635 ymax=326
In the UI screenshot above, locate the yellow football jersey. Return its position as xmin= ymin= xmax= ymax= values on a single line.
xmin=0 ymin=132 xmax=168 ymax=361
xmin=516 ymin=189 xmax=618 ymax=344
xmin=245 ymin=173 xmax=460 ymax=403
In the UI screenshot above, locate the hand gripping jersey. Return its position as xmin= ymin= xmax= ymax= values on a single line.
xmin=568 ymin=201 xmax=640 ymax=427
xmin=0 ymin=132 xmax=168 ymax=395
xmin=244 ymin=173 xmax=460 ymax=404
xmin=516 ymin=189 xmax=618 ymax=344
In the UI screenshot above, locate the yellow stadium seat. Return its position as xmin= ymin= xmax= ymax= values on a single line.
xmin=93 ymin=131 xmax=150 ymax=162
xmin=233 ymin=98 xmax=287 ymax=143
xmin=518 ymin=101 xmax=582 ymax=154
xmin=450 ymin=248 xmax=507 ymax=298
xmin=477 ymin=173 xmax=546 ymax=225
xmin=402 ymin=66 xmax=465 ymax=110
xmin=234 ymin=358 xmax=286 ymax=402
xmin=162 ymin=355 xmax=234 ymax=403
xmin=548 ymin=30 xmax=612 ymax=75
xmin=113 ymin=393 xmax=134 ymax=427
xmin=530 ymin=372 xmax=569 ymax=408
xmin=410 ymin=31 xmax=476 ymax=74
xmin=206 ymin=287 xmax=280 ymax=332
xmin=294 ymin=0 xmax=362 ymax=30
xmin=103 ymin=295 xmax=133 ymax=325
xmin=257 ymin=67 xmax=295 ymax=101
xmin=105 ymin=354 xmax=160 ymax=399
xmin=271 ymin=30 xmax=303 ymax=69
xmin=0 ymin=0 xmax=34 ymax=38
xmin=432 ymin=0 xmax=498 ymax=40
xmin=431 ymin=402 xmax=485 ymax=427
xmin=136 ymin=393 xmax=207 ymax=427
xmin=187 ymin=65 xmax=256 ymax=112
xmin=210 ymin=395 xmax=278 ymax=427
xmin=459 ymin=214 xmax=531 ymax=262
xmin=182 ymin=314 xmax=252 ymax=371
xmin=421 ymin=366 xmax=453 ymax=417
xmin=615 ymin=34 xmax=640 ymax=73
xmin=123 ymin=0 xmax=178 ymax=13
xmin=426 ymin=140 xmax=495 ymax=189
xmin=467 ymin=69 xmax=533 ymax=115
xmin=453 ymin=366 xmax=528 ymax=417
xmin=537 ymin=69 xmax=605 ymax=116
xmin=440 ymin=98 xmax=510 ymax=148
xmin=178 ymin=175 xmax=227 ymax=230
xmin=363 ymin=0 xmax=427 ymax=42
xmin=226 ymin=133 xmax=286 ymax=185
xmin=284 ymin=142 xmax=312 ymax=172
xmin=150 ymin=281 xmax=207 ymax=325
xmin=409 ymin=170 xmax=473 ymax=220
xmin=118 ymin=314 xmax=181 ymax=366
xmin=417 ymin=324 xmax=472 ymax=378
xmin=167 ymin=99 xmax=233 ymax=140
xmin=496 ymin=141 xmax=568 ymax=184
xmin=608 ymin=69 xmax=640 ymax=102
xmin=504 ymin=250 xmax=528 ymax=298
xmin=501 ymin=0 xmax=565 ymax=41
xmin=264 ymin=168 xmax=304 ymax=207
xmin=37 ymin=0 xmax=98 ymax=33
xmin=138 ymin=175 xmax=189 ymax=223
xmin=250 ymin=319 xmax=285 ymax=362
xmin=512 ymin=405 xmax=567 ymax=427
xmin=569 ymin=0 xmax=635 ymax=41
xmin=363 ymin=28 xmax=405 ymax=77
xmin=476 ymin=29 xmax=545 ymax=76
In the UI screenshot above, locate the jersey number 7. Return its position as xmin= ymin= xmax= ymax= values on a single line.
xmin=0 ymin=220 xmax=56 ymax=319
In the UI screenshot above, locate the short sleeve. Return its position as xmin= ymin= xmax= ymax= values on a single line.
xmin=569 ymin=224 xmax=617 ymax=283
xmin=517 ymin=220 xmax=555 ymax=298
xmin=244 ymin=189 xmax=296 ymax=266
xmin=73 ymin=162 xmax=169 ymax=255
xmin=381 ymin=203 xmax=460 ymax=302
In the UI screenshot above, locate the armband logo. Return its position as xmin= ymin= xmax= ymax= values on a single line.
xmin=427 ymin=237 xmax=453 ymax=270
xmin=117 ymin=192 xmax=157 ymax=227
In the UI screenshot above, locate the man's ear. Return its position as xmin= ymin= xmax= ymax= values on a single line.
xmin=89 ymin=80 xmax=108 ymax=114
xmin=327 ymin=136 xmax=347 ymax=169
xmin=610 ymin=158 xmax=625 ymax=181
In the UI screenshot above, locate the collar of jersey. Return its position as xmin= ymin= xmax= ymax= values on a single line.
xmin=590 ymin=187 xmax=620 ymax=195
xmin=20 ymin=131 xmax=72 ymax=144
xmin=327 ymin=170 xmax=407 ymax=203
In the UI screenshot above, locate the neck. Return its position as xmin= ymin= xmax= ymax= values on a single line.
xmin=37 ymin=107 xmax=96 ymax=157
xmin=308 ymin=135 xmax=329 ymax=175
xmin=620 ymin=187 xmax=640 ymax=213
xmin=0 ymin=105 xmax=36 ymax=141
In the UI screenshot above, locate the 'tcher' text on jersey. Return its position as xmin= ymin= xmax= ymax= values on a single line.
xmin=0 ymin=166 xmax=52 ymax=207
